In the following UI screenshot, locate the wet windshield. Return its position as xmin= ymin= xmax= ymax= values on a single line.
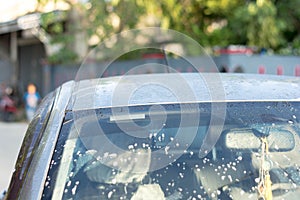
xmin=41 ymin=101 xmax=300 ymax=200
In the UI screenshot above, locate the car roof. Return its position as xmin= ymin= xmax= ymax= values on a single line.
xmin=69 ymin=73 xmax=300 ymax=110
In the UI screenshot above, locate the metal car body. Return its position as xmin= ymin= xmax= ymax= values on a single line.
xmin=4 ymin=73 xmax=300 ymax=200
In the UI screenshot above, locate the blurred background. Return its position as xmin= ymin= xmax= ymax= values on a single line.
xmin=0 ymin=0 xmax=300 ymax=101
xmin=0 ymin=0 xmax=300 ymax=194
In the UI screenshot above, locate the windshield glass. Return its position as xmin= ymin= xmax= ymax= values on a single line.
xmin=42 ymin=102 xmax=300 ymax=200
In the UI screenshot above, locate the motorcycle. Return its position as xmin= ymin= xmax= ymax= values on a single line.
xmin=0 ymin=88 xmax=17 ymax=122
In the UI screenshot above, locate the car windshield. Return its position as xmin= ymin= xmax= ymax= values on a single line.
xmin=42 ymin=102 xmax=300 ymax=200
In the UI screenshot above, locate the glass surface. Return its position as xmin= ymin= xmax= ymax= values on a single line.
xmin=42 ymin=102 xmax=300 ymax=200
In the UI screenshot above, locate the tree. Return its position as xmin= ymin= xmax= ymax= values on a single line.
xmin=37 ymin=0 xmax=148 ymax=64
xmin=37 ymin=0 xmax=81 ymax=64
xmin=36 ymin=0 xmax=300 ymax=63
xmin=85 ymin=0 xmax=146 ymax=45
xmin=245 ymin=0 xmax=283 ymax=49
xmin=275 ymin=0 xmax=300 ymax=54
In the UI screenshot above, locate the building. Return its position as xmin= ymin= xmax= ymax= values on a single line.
xmin=0 ymin=1 xmax=71 ymax=96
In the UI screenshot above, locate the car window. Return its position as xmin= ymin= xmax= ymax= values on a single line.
xmin=42 ymin=102 xmax=300 ymax=200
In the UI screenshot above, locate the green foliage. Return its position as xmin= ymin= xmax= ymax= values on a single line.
xmin=275 ymin=0 xmax=300 ymax=53
xmin=40 ymin=11 xmax=66 ymax=30
xmin=48 ymin=47 xmax=78 ymax=64
xmin=36 ymin=0 xmax=300 ymax=64
xmin=247 ymin=0 xmax=283 ymax=48
xmin=40 ymin=10 xmax=78 ymax=64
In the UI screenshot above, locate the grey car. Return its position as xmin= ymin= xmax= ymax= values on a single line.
xmin=4 ymin=73 xmax=300 ymax=200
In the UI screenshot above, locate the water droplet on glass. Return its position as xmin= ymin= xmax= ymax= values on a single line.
xmin=128 ymin=145 xmax=134 ymax=150
xmin=179 ymin=172 xmax=184 ymax=178
xmin=71 ymin=185 xmax=77 ymax=195
xmin=228 ymin=175 xmax=233 ymax=182
xmin=165 ymin=146 xmax=170 ymax=155
xmin=67 ymin=181 xmax=71 ymax=187
xmin=108 ymin=191 xmax=113 ymax=199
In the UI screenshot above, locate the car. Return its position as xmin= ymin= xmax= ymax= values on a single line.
xmin=3 ymin=72 xmax=300 ymax=200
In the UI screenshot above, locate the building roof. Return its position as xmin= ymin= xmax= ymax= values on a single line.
xmin=0 ymin=10 xmax=65 ymax=35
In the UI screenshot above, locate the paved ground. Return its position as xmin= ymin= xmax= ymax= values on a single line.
xmin=0 ymin=122 xmax=28 ymax=193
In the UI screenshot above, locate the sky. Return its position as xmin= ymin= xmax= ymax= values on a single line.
xmin=0 ymin=0 xmax=37 ymax=22
xmin=0 ymin=0 xmax=89 ymax=23
xmin=0 ymin=0 xmax=70 ymax=23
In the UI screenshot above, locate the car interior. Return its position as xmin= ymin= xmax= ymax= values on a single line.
xmin=42 ymin=114 xmax=300 ymax=200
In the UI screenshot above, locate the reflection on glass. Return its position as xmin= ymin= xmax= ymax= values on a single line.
xmin=42 ymin=102 xmax=300 ymax=200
